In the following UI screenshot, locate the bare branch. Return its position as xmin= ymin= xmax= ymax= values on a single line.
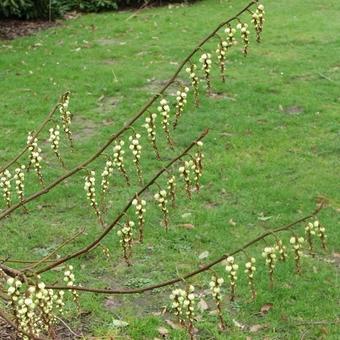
xmin=45 ymin=204 xmax=323 ymax=294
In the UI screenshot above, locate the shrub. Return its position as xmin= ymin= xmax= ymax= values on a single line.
xmin=0 ymin=0 xmax=196 ymax=20
xmin=0 ymin=0 xmax=61 ymax=19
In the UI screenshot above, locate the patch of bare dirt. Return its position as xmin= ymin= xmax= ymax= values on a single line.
xmin=72 ymin=116 xmax=100 ymax=141
xmin=104 ymin=290 xmax=167 ymax=317
xmin=279 ymin=105 xmax=304 ymax=115
xmin=210 ymin=91 xmax=237 ymax=101
xmin=0 ymin=19 xmax=57 ymax=40
xmin=143 ymin=77 xmax=189 ymax=95
xmin=0 ymin=315 xmax=89 ymax=339
xmin=0 ymin=317 xmax=16 ymax=340
xmin=96 ymin=95 xmax=122 ymax=113
xmin=96 ymin=38 xmax=125 ymax=46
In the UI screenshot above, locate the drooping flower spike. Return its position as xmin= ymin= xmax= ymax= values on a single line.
xmin=169 ymin=289 xmax=185 ymax=326
xmin=262 ymin=246 xmax=277 ymax=288
xmin=113 ymin=140 xmax=130 ymax=185
xmin=154 ymin=189 xmax=169 ymax=230
xmin=14 ymin=165 xmax=26 ymax=204
xmin=132 ymin=194 xmax=146 ymax=242
xmin=59 ymin=92 xmax=73 ymax=147
xmin=195 ymin=141 xmax=204 ymax=168
xmin=129 ymin=132 xmax=143 ymax=184
xmin=48 ymin=125 xmax=64 ymax=167
xmin=6 ymin=277 xmax=22 ymax=312
xmin=170 ymin=285 xmax=196 ymax=339
xmin=167 ymin=175 xmax=176 ymax=207
xmin=225 ymin=256 xmax=239 ymax=301
xmin=185 ymin=63 xmax=200 ymax=107
xmin=237 ymin=21 xmax=250 ymax=56
xmin=101 ymin=159 xmax=114 ymax=194
xmin=7 ymin=277 xmax=36 ymax=337
xmin=6 ymin=276 xmax=66 ymax=337
xmin=0 ymin=169 xmax=12 ymax=208
xmin=191 ymin=143 xmax=204 ymax=191
xmin=157 ymin=98 xmax=174 ymax=147
xmin=290 ymin=236 xmax=304 ymax=273
xmin=27 ymin=132 xmax=44 ymax=185
xmin=305 ymin=221 xmax=316 ymax=252
xmin=143 ymin=112 xmax=160 ymax=159
xmin=216 ymin=39 xmax=228 ymax=82
xmin=173 ymin=85 xmax=189 ymax=129
xmin=117 ymin=219 xmax=134 ymax=266
xmin=64 ymin=265 xmax=79 ymax=307
xmin=199 ymin=53 xmax=212 ymax=94
xmin=183 ymin=285 xmax=196 ymax=338
xmin=244 ymin=257 xmax=257 ymax=299
xmin=209 ymin=276 xmax=225 ymax=329
xmin=251 ymin=4 xmax=265 ymax=43
xmin=84 ymin=170 xmax=101 ymax=222
xmin=169 ymin=288 xmax=186 ymax=326
xmin=179 ymin=160 xmax=193 ymax=199
xmin=101 ymin=244 xmax=111 ymax=259
xmin=314 ymin=220 xmax=327 ymax=250
xmin=225 ymin=25 xmax=237 ymax=48
xmin=275 ymin=239 xmax=288 ymax=261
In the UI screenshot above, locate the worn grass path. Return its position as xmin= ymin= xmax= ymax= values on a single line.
xmin=0 ymin=0 xmax=339 ymax=338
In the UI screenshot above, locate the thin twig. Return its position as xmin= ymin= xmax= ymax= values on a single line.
xmin=45 ymin=204 xmax=323 ymax=294
xmin=0 ymin=258 xmax=55 ymax=264
xmin=55 ymin=316 xmax=83 ymax=338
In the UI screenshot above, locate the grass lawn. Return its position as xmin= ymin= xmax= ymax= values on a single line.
xmin=0 ymin=0 xmax=339 ymax=338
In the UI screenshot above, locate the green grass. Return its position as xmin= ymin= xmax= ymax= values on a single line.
xmin=0 ymin=0 xmax=339 ymax=338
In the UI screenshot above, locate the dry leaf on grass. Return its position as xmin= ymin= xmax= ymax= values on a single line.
xmin=260 ymin=303 xmax=273 ymax=315
xmin=198 ymin=251 xmax=209 ymax=260
xmin=165 ymin=319 xmax=181 ymax=330
xmin=332 ymin=252 xmax=340 ymax=266
xmin=177 ymin=223 xmax=195 ymax=229
xmin=249 ymin=324 xmax=267 ymax=333
xmin=158 ymin=326 xmax=169 ymax=337
xmin=233 ymin=319 xmax=246 ymax=330
xmin=197 ymin=298 xmax=209 ymax=312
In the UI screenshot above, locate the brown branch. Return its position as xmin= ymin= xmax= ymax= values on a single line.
xmin=45 ymin=204 xmax=323 ymax=294
xmin=35 ymin=129 xmax=209 ymax=274
xmin=0 ymin=263 xmax=26 ymax=281
xmin=0 ymin=258 xmax=55 ymax=264
xmin=0 ymin=0 xmax=257 ymax=222
xmin=0 ymin=104 xmax=60 ymax=174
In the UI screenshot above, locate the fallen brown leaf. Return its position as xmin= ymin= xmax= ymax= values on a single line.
xmin=177 ymin=223 xmax=195 ymax=229
xmin=249 ymin=324 xmax=267 ymax=333
xmin=332 ymin=252 xmax=340 ymax=265
xmin=165 ymin=319 xmax=181 ymax=330
xmin=158 ymin=326 xmax=169 ymax=338
xmin=233 ymin=319 xmax=246 ymax=330
xmin=197 ymin=298 xmax=209 ymax=312
xmin=260 ymin=303 xmax=273 ymax=315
